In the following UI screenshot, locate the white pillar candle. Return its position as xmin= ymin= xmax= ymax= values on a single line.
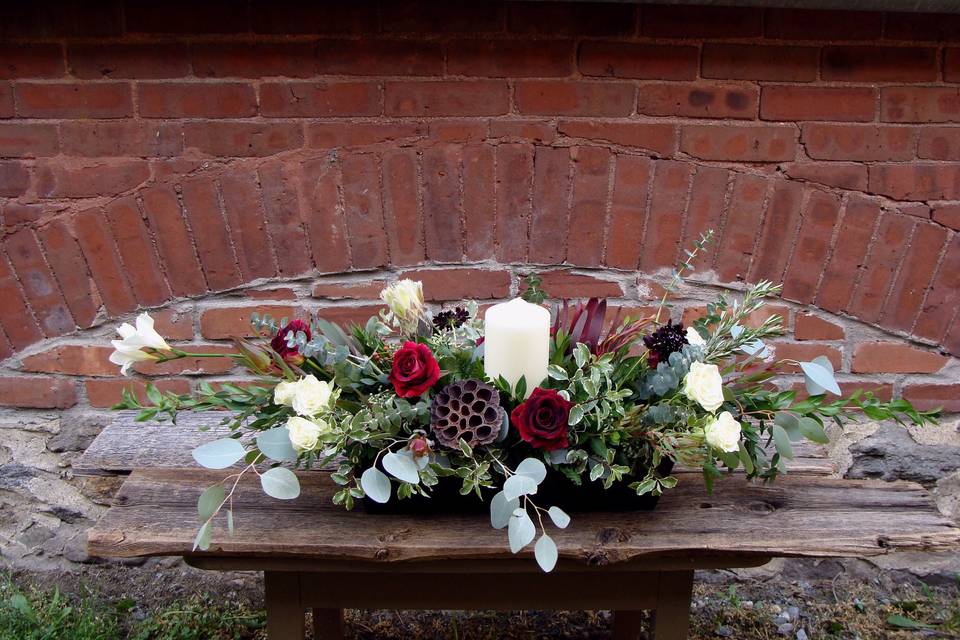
xmin=484 ymin=298 xmax=550 ymax=398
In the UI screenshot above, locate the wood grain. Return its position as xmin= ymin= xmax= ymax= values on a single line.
xmin=87 ymin=468 xmax=960 ymax=565
xmin=73 ymin=412 xmax=835 ymax=476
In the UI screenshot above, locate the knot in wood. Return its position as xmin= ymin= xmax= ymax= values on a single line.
xmin=375 ymin=548 xmax=390 ymax=560
xmin=595 ymin=527 xmax=628 ymax=544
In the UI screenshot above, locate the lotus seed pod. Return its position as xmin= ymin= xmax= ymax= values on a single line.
xmin=429 ymin=379 xmax=504 ymax=449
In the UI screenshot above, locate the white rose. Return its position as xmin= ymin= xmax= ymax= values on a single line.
xmin=686 ymin=326 xmax=706 ymax=347
xmin=683 ymin=361 xmax=724 ymax=413
xmin=273 ymin=380 xmax=297 ymax=406
xmin=380 ymin=279 xmax=423 ymax=325
xmin=291 ymin=375 xmax=338 ymax=417
xmin=286 ymin=416 xmax=329 ymax=452
xmin=704 ymin=411 xmax=742 ymax=453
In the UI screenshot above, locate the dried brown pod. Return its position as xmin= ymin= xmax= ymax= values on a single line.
xmin=429 ymin=379 xmax=504 ymax=449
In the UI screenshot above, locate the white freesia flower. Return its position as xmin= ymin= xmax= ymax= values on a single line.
xmin=683 ymin=361 xmax=724 ymax=413
xmin=380 ymin=279 xmax=423 ymax=328
xmin=286 ymin=416 xmax=329 ymax=452
xmin=109 ymin=312 xmax=171 ymax=375
xmin=704 ymin=411 xmax=742 ymax=453
xmin=273 ymin=380 xmax=298 ymax=406
xmin=291 ymin=375 xmax=339 ymax=417
xmin=686 ymin=326 xmax=706 ymax=347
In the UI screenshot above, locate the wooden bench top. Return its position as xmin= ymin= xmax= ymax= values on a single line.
xmin=87 ymin=467 xmax=960 ymax=566
xmin=74 ymin=412 xmax=836 ymax=477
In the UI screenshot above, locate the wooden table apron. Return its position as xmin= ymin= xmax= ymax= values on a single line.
xmin=184 ymin=555 xmax=772 ymax=640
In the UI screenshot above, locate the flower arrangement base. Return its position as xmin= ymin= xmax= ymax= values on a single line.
xmin=361 ymin=460 xmax=674 ymax=515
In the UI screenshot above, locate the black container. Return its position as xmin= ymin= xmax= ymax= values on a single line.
xmin=361 ymin=458 xmax=674 ymax=515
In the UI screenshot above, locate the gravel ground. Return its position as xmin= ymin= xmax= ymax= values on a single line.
xmin=9 ymin=562 xmax=959 ymax=639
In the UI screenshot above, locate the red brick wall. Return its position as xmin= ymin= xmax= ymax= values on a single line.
xmin=0 ymin=1 xmax=957 ymax=412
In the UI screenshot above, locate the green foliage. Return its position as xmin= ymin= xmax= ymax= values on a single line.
xmin=0 ymin=580 xmax=121 ymax=640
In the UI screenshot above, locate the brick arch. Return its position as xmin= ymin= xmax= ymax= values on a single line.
xmin=4 ymin=137 xmax=958 ymax=366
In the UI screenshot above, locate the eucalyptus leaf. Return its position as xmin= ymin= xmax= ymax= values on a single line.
xmin=256 ymin=426 xmax=298 ymax=463
xmin=193 ymin=521 xmax=212 ymax=552
xmin=360 ymin=467 xmax=391 ymax=504
xmin=227 ymin=509 xmax=235 ymax=536
xmin=192 ymin=438 xmax=246 ymax=470
xmin=547 ymin=506 xmax=570 ymax=529
xmin=534 ymin=534 xmax=558 ymax=572
xmin=771 ymin=424 xmax=795 ymax=460
xmin=774 ymin=411 xmax=802 ymax=442
xmin=800 ymin=357 xmax=841 ymax=396
xmin=515 ymin=458 xmax=547 ymax=484
xmin=197 ymin=484 xmax=225 ymax=521
xmin=490 ymin=490 xmax=519 ymax=529
xmin=383 ymin=451 xmax=420 ymax=484
xmin=508 ymin=508 xmax=536 ymax=553
xmin=260 ymin=467 xmax=301 ymax=500
xmin=799 ymin=416 xmax=829 ymax=444
xmin=503 ymin=474 xmax=538 ymax=501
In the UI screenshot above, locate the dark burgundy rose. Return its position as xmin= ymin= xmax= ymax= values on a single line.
xmin=511 ymin=387 xmax=572 ymax=451
xmin=389 ymin=341 xmax=441 ymax=398
xmin=271 ymin=320 xmax=311 ymax=365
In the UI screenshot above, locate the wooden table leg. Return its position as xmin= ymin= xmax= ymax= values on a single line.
xmin=650 ymin=571 xmax=694 ymax=640
xmin=612 ymin=610 xmax=644 ymax=640
xmin=312 ymin=608 xmax=344 ymax=640
xmin=265 ymin=571 xmax=305 ymax=640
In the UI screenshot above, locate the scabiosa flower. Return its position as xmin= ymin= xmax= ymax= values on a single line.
xmin=433 ymin=306 xmax=470 ymax=331
xmin=643 ymin=320 xmax=688 ymax=368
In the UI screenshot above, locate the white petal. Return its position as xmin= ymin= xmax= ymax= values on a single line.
xmin=116 ymin=323 xmax=136 ymax=339
xmin=135 ymin=313 xmax=170 ymax=350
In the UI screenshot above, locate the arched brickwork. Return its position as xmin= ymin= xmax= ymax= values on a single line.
xmin=0 ymin=0 xmax=958 ymax=410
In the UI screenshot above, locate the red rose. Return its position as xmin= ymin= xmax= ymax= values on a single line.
xmin=271 ymin=320 xmax=311 ymax=365
xmin=511 ymin=387 xmax=572 ymax=451
xmin=389 ymin=341 xmax=441 ymax=398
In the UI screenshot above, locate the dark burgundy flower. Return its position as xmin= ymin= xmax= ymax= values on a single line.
xmin=511 ymin=387 xmax=572 ymax=451
xmin=643 ymin=320 xmax=688 ymax=368
xmin=271 ymin=320 xmax=311 ymax=365
xmin=389 ymin=341 xmax=441 ymax=398
xmin=433 ymin=307 xmax=470 ymax=331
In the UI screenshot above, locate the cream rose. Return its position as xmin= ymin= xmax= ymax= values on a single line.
xmin=273 ymin=380 xmax=298 ymax=406
xmin=380 ymin=279 xmax=423 ymax=327
xmin=683 ymin=361 xmax=724 ymax=413
xmin=686 ymin=326 xmax=706 ymax=347
xmin=286 ymin=416 xmax=329 ymax=452
xmin=704 ymin=411 xmax=742 ymax=453
xmin=291 ymin=375 xmax=338 ymax=417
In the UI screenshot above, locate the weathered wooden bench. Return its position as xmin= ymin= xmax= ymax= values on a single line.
xmin=80 ymin=413 xmax=960 ymax=640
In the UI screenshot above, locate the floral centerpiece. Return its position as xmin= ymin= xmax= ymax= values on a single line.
xmin=110 ymin=234 xmax=937 ymax=572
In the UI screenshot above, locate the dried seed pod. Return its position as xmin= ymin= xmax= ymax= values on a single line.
xmin=429 ymin=379 xmax=504 ymax=449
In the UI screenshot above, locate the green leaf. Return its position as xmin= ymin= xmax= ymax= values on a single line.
xmin=737 ymin=443 xmax=755 ymax=474
xmin=360 ymin=467 xmax=391 ymax=504
xmin=799 ymin=416 xmax=829 ymax=444
xmin=800 ymin=357 xmax=841 ymax=396
xmin=887 ymin=614 xmax=934 ymax=630
xmin=508 ymin=508 xmax=536 ymax=553
xmin=547 ymin=506 xmax=570 ymax=529
xmin=192 ymin=438 xmax=246 ymax=470
xmin=771 ymin=424 xmax=795 ymax=460
xmin=568 ymin=405 xmax=585 ymax=426
xmin=197 ymin=484 xmax=225 ymax=521
xmin=534 ymin=534 xmax=558 ymax=572
xmin=774 ymin=412 xmax=802 ymax=441
xmin=514 ymin=375 xmax=527 ymax=401
xmin=547 ymin=364 xmax=568 ymax=381
xmin=490 ymin=490 xmax=519 ymax=530
xmin=574 ymin=343 xmax=590 ymax=369
xmin=226 ymin=509 xmax=235 ymax=535
xmin=515 ymin=458 xmax=547 ymax=484
xmin=256 ymin=426 xmax=298 ymax=463
xmin=260 ymin=467 xmax=301 ymax=500
xmin=193 ymin=521 xmax=212 ymax=552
